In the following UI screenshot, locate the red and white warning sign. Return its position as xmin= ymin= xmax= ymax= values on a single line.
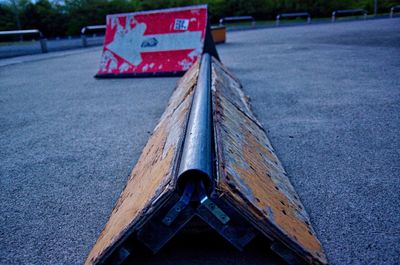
xmin=96 ymin=5 xmax=208 ymax=77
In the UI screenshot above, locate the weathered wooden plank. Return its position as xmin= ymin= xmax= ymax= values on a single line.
xmin=211 ymin=58 xmax=272 ymax=149
xmin=85 ymin=60 xmax=199 ymax=265
xmin=212 ymin=60 xmax=328 ymax=265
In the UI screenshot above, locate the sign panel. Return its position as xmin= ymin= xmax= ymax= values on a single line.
xmin=96 ymin=5 xmax=208 ymax=77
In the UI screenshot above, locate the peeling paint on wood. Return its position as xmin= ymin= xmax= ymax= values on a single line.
xmin=212 ymin=60 xmax=328 ymax=265
xmin=85 ymin=60 xmax=199 ymax=265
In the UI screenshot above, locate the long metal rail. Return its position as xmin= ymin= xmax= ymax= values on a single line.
xmin=332 ymin=9 xmax=367 ymax=22
xmin=219 ymin=16 xmax=256 ymax=27
xmin=0 ymin=29 xmax=47 ymax=53
xmin=276 ymin=12 xmax=311 ymax=26
xmin=130 ymin=53 xmax=256 ymax=261
xmin=80 ymin=25 xmax=106 ymax=47
xmin=177 ymin=53 xmax=213 ymax=192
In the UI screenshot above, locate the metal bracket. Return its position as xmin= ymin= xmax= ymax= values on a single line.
xmin=162 ymin=179 xmax=230 ymax=226
xmin=271 ymin=241 xmax=306 ymax=265
xmin=197 ymin=180 xmax=230 ymax=225
xmin=108 ymin=246 xmax=130 ymax=265
xmin=162 ymin=182 xmax=194 ymax=226
xmin=200 ymin=197 xmax=230 ymax=224
xmin=139 ymin=178 xmax=252 ymax=253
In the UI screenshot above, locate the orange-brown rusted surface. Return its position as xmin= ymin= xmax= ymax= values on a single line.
xmin=212 ymin=59 xmax=328 ymax=265
xmin=85 ymin=61 xmax=199 ymax=265
xmin=211 ymin=26 xmax=226 ymax=44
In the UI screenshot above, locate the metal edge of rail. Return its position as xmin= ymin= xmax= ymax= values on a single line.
xmin=0 ymin=29 xmax=48 ymax=53
xmin=85 ymin=53 xmax=328 ymax=265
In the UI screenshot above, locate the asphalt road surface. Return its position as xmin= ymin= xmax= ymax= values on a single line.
xmin=1 ymin=18 xmax=399 ymax=265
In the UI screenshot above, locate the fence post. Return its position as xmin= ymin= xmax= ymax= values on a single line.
xmin=81 ymin=26 xmax=87 ymax=47
xmin=389 ymin=6 xmax=399 ymax=18
xmin=81 ymin=35 xmax=87 ymax=47
xmin=39 ymin=32 xmax=47 ymax=53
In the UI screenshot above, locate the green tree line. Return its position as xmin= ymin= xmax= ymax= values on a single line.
xmin=1 ymin=0 xmax=399 ymax=38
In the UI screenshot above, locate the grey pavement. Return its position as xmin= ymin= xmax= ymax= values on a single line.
xmin=1 ymin=18 xmax=399 ymax=265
